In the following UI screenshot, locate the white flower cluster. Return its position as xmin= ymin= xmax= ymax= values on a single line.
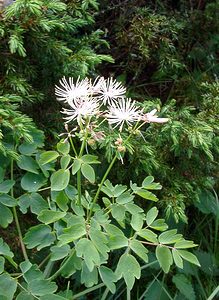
xmin=55 ymin=76 xmax=168 ymax=131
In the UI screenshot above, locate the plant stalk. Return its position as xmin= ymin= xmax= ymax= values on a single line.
xmin=77 ymin=170 xmax=82 ymax=206
xmin=69 ymin=135 xmax=78 ymax=157
xmin=76 ymin=124 xmax=89 ymax=205
xmin=87 ymin=153 xmax=117 ymax=221
xmin=72 ymin=283 xmax=105 ymax=299
xmin=48 ymin=249 xmax=75 ymax=281
xmin=11 ymin=159 xmax=28 ymax=261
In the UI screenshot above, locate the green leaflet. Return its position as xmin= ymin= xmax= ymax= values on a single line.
xmin=149 ymin=219 xmax=168 ymax=231
xmin=0 ymin=273 xmax=17 ymax=300
xmin=156 ymin=245 xmax=173 ymax=273
xmin=81 ymin=262 xmax=98 ymax=288
xmin=0 ymin=203 xmax=13 ymax=228
xmin=72 ymin=159 xmax=81 ymax=175
xmin=17 ymin=155 xmax=39 ymax=174
xmin=172 ymin=249 xmax=183 ymax=269
xmin=75 ymin=238 xmax=100 ymax=271
xmin=21 ymin=172 xmax=46 ymax=192
xmin=55 ymin=191 xmax=69 ymax=212
xmin=99 ymin=266 xmax=117 ymax=294
xmin=19 ymin=262 xmax=58 ymax=297
xmin=24 ymin=224 xmax=55 ymax=250
xmin=38 ymin=210 xmax=66 ymax=225
xmin=129 ymin=239 xmax=148 ymax=263
xmin=81 ymin=164 xmax=95 ymax=183
xmin=60 ymin=155 xmax=71 ymax=169
xmin=116 ymin=253 xmax=141 ymax=290
xmin=28 ymin=279 xmax=57 ymax=296
xmin=19 ymin=193 xmax=48 ymax=215
xmin=137 ymin=228 xmax=158 ymax=243
xmin=146 ymin=207 xmax=158 ymax=226
xmin=136 ymin=189 xmax=158 ymax=202
xmin=158 ymin=229 xmax=183 ymax=244
xmin=57 ymin=140 xmax=70 ymax=155
xmin=89 ymin=227 xmax=109 ymax=260
xmin=50 ymin=245 xmax=70 ymax=261
xmin=39 ymin=151 xmax=59 ymax=165
xmin=0 ymin=194 xmax=17 ymax=207
xmin=177 ymin=250 xmax=200 ymax=267
xmin=130 ymin=213 xmax=144 ymax=231
xmin=174 ymin=240 xmax=198 ymax=249
xmin=0 ymin=238 xmax=14 ymax=258
xmin=111 ymin=203 xmax=126 ymax=222
xmin=81 ymin=154 xmax=100 ymax=164
xmin=58 ymin=224 xmax=86 ymax=246
xmin=51 ymin=169 xmax=70 ymax=191
xmin=0 ymin=180 xmax=15 ymax=193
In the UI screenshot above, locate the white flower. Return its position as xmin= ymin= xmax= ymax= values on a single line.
xmin=97 ymin=77 xmax=126 ymax=104
xmin=61 ymin=98 xmax=100 ymax=124
xmin=55 ymin=76 xmax=91 ymax=105
xmin=142 ymin=109 xmax=169 ymax=123
xmin=106 ymin=98 xmax=142 ymax=131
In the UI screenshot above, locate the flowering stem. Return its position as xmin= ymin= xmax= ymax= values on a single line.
xmin=87 ymin=154 xmax=117 ymax=221
xmin=69 ymin=135 xmax=78 ymax=157
xmin=77 ymin=171 xmax=82 ymax=206
xmin=77 ymin=124 xmax=89 ymax=205
xmin=11 ymin=158 xmax=28 ymax=261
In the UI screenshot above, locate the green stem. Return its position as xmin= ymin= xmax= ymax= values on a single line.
xmin=101 ymin=288 xmax=110 ymax=300
xmin=126 ymin=288 xmax=131 ymax=300
xmin=214 ymin=216 xmax=218 ymax=255
xmin=79 ymin=129 xmax=88 ymax=157
xmin=76 ymin=125 xmax=89 ymax=206
xmin=87 ymin=154 xmax=117 ymax=221
xmin=69 ymin=135 xmax=78 ymax=157
xmin=38 ymin=186 xmax=50 ymax=192
xmin=77 ymin=170 xmax=82 ymax=206
xmin=39 ymin=254 xmax=51 ymax=269
xmin=141 ymin=261 xmax=159 ymax=270
xmin=207 ymin=285 xmax=219 ymax=300
xmin=48 ymin=249 xmax=75 ymax=281
xmin=72 ymin=283 xmax=105 ymax=299
xmin=195 ymin=273 xmax=208 ymax=299
xmin=43 ymin=260 xmax=55 ymax=278
xmin=11 ymin=159 xmax=28 ymax=261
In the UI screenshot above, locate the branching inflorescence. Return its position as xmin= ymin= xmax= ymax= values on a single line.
xmin=55 ymin=76 xmax=169 ymax=132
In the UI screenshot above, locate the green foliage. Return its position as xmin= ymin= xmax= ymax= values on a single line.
xmin=0 ymin=0 xmax=112 ymax=162
xmin=96 ymin=0 xmax=219 ymax=224
xmin=0 ymin=121 xmax=200 ymax=298
xmin=173 ymin=274 xmax=196 ymax=300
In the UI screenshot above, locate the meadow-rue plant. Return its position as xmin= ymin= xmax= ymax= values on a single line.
xmin=0 ymin=76 xmax=199 ymax=299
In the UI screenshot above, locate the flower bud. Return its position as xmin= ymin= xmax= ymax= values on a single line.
xmin=117 ymin=145 xmax=126 ymax=152
xmin=88 ymin=139 xmax=95 ymax=146
xmin=115 ymin=137 xmax=123 ymax=145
